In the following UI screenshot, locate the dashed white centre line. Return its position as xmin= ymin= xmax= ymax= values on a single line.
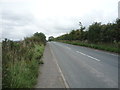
xmin=109 ymin=54 xmax=118 ymax=56
xmin=66 ymin=47 xmax=71 ymax=50
xmin=76 ymin=51 xmax=101 ymax=62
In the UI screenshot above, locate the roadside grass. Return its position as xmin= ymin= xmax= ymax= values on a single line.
xmin=60 ymin=40 xmax=119 ymax=53
xmin=6 ymin=60 xmax=39 ymax=88
xmin=34 ymin=44 xmax=44 ymax=64
xmin=3 ymin=44 xmax=45 ymax=88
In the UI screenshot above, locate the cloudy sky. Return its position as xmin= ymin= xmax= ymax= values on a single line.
xmin=0 ymin=0 xmax=119 ymax=40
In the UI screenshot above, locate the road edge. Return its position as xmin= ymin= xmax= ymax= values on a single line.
xmin=49 ymin=43 xmax=70 ymax=88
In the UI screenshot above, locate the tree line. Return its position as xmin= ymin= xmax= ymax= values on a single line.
xmin=51 ymin=19 xmax=120 ymax=44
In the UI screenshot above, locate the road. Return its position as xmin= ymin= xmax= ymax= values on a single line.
xmin=48 ymin=41 xmax=118 ymax=88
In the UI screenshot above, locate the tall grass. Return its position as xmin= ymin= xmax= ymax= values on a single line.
xmin=5 ymin=60 xmax=39 ymax=88
xmin=2 ymin=39 xmax=45 ymax=88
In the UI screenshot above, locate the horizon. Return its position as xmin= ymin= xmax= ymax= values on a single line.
xmin=0 ymin=0 xmax=119 ymax=40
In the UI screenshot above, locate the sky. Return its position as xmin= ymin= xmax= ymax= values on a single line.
xmin=0 ymin=0 xmax=119 ymax=40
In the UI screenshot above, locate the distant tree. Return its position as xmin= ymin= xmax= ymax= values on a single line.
xmin=48 ymin=36 xmax=54 ymax=41
xmin=33 ymin=32 xmax=46 ymax=44
xmin=115 ymin=19 xmax=120 ymax=42
xmin=54 ymin=19 xmax=119 ymax=44
xmin=88 ymin=22 xmax=102 ymax=43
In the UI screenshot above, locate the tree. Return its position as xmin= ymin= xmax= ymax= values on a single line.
xmin=48 ymin=36 xmax=54 ymax=41
xmin=33 ymin=32 xmax=46 ymax=44
xmin=88 ymin=22 xmax=102 ymax=43
xmin=79 ymin=22 xmax=85 ymax=41
xmin=54 ymin=19 xmax=119 ymax=44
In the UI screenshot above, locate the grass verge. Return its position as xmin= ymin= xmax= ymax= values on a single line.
xmin=59 ymin=40 xmax=119 ymax=53
xmin=3 ymin=44 xmax=45 ymax=88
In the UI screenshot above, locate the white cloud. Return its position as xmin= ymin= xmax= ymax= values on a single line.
xmin=0 ymin=0 xmax=119 ymax=40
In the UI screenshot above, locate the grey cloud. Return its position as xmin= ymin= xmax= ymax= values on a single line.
xmin=0 ymin=0 xmax=118 ymax=41
xmin=2 ymin=11 xmax=34 ymax=26
xmin=36 ymin=17 xmax=80 ymax=37
xmin=1 ymin=5 xmax=118 ymax=40
xmin=1 ymin=11 xmax=37 ymax=40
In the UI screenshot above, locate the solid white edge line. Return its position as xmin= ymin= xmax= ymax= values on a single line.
xmin=94 ymin=49 xmax=118 ymax=57
xmin=49 ymin=44 xmax=69 ymax=88
xmin=76 ymin=51 xmax=100 ymax=62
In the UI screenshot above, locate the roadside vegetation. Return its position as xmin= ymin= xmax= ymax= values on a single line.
xmin=60 ymin=40 xmax=119 ymax=53
xmin=49 ymin=19 xmax=120 ymax=53
xmin=2 ymin=32 xmax=46 ymax=88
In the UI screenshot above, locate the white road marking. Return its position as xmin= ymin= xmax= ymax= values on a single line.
xmin=109 ymin=54 xmax=118 ymax=56
xmin=53 ymin=42 xmax=56 ymax=43
xmin=49 ymin=45 xmax=69 ymax=88
xmin=95 ymin=50 xmax=98 ymax=51
xmin=54 ymin=42 xmax=118 ymax=57
xmin=54 ymin=42 xmax=71 ymax=50
xmin=76 ymin=51 xmax=101 ymax=62
xmin=66 ymin=47 xmax=71 ymax=50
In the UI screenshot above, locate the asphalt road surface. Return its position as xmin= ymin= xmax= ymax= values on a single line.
xmin=48 ymin=41 xmax=118 ymax=88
